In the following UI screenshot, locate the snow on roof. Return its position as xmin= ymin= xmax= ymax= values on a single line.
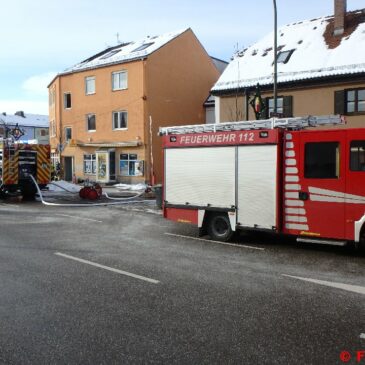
xmin=0 ymin=112 xmax=49 ymax=127
xmin=64 ymin=28 xmax=189 ymax=73
xmin=212 ymin=10 xmax=365 ymax=92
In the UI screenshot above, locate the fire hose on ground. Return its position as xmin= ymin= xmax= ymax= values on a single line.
xmin=29 ymin=175 xmax=154 ymax=207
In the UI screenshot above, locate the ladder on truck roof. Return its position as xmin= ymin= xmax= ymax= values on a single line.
xmin=159 ymin=115 xmax=345 ymax=135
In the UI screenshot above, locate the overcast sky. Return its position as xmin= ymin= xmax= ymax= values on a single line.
xmin=0 ymin=0 xmax=363 ymax=115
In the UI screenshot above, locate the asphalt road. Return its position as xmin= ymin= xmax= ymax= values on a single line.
xmin=0 ymin=198 xmax=364 ymax=364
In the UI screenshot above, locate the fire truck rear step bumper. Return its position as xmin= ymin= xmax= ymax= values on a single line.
xmin=297 ymin=237 xmax=347 ymax=246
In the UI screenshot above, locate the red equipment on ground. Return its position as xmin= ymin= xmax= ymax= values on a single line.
xmin=79 ymin=183 xmax=103 ymax=200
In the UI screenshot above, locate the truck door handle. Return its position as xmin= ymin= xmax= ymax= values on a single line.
xmin=299 ymin=191 xmax=309 ymax=201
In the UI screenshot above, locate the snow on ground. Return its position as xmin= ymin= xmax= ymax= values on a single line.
xmin=46 ymin=180 xmax=147 ymax=193
xmin=113 ymin=183 xmax=147 ymax=191
xmin=47 ymin=180 xmax=81 ymax=193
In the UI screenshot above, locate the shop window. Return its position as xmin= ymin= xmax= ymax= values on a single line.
xmin=84 ymin=154 xmax=96 ymax=174
xmin=119 ymin=153 xmax=144 ymax=176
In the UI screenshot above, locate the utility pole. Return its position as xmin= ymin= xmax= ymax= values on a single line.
xmin=273 ymin=0 xmax=278 ymax=115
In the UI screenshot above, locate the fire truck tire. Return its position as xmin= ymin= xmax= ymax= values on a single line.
xmin=359 ymin=230 xmax=365 ymax=253
xmin=21 ymin=184 xmax=37 ymax=200
xmin=207 ymin=213 xmax=234 ymax=242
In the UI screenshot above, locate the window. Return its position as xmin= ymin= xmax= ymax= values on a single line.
xmin=50 ymin=120 xmax=56 ymax=137
xmin=268 ymin=97 xmax=283 ymax=116
xmin=112 ymin=70 xmax=127 ymax=91
xmin=85 ymin=76 xmax=95 ymax=95
xmin=335 ymin=89 xmax=365 ymax=115
xmin=51 ymin=153 xmax=60 ymax=166
xmin=86 ymin=114 xmax=96 ymax=131
xmin=132 ymin=42 xmax=154 ymax=52
xmin=346 ymin=89 xmax=365 ymax=114
xmin=276 ymin=50 xmax=295 ymax=64
xmin=304 ymin=142 xmax=339 ymax=179
xmin=266 ymin=96 xmax=293 ymax=118
xmin=65 ymin=127 xmax=72 ymax=141
xmin=64 ymin=93 xmax=72 ymax=109
xmin=350 ymin=141 xmax=365 ymax=171
xmin=83 ymin=154 xmax=96 ymax=175
xmin=100 ymin=49 xmax=120 ymax=60
xmin=119 ymin=153 xmax=144 ymax=176
xmin=113 ymin=111 xmax=128 ymax=129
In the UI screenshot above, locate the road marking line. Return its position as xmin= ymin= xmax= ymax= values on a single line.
xmin=360 ymin=333 xmax=365 ymax=340
xmin=55 ymin=252 xmax=159 ymax=284
xmin=282 ymin=274 xmax=365 ymax=295
xmin=55 ymin=214 xmax=103 ymax=223
xmin=164 ymin=233 xmax=265 ymax=251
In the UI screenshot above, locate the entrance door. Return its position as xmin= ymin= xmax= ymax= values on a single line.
xmin=297 ymin=130 xmax=346 ymax=239
xmin=96 ymin=151 xmax=109 ymax=183
xmin=64 ymin=156 xmax=73 ymax=181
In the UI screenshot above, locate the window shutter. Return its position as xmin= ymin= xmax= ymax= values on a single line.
xmin=283 ymin=96 xmax=293 ymax=117
xmin=334 ymin=90 xmax=345 ymax=114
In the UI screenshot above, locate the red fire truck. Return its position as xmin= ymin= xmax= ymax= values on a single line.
xmin=160 ymin=115 xmax=365 ymax=248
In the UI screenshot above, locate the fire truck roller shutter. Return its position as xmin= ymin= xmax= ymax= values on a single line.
xmin=165 ymin=147 xmax=236 ymax=209
xmin=237 ymin=145 xmax=278 ymax=230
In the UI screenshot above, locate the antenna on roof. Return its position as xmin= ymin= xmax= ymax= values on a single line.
xmin=115 ymin=32 xmax=121 ymax=44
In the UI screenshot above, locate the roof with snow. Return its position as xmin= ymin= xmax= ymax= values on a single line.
xmin=212 ymin=9 xmax=365 ymax=93
xmin=63 ymin=28 xmax=189 ymax=74
xmin=0 ymin=112 xmax=48 ymax=127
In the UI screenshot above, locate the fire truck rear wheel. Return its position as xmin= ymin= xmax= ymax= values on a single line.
xmin=207 ymin=213 xmax=233 ymax=242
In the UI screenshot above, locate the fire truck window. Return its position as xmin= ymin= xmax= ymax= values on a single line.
xmin=304 ymin=142 xmax=339 ymax=179
xmin=350 ymin=141 xmax=365 ymax=171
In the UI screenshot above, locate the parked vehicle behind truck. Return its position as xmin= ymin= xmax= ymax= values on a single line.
xmin=159 ymin=115 xmax=365 ymax=249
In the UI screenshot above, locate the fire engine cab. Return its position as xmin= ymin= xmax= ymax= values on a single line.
xmin=0 ymin=139 xmax=51 ymax=199
xmin=160 ymin=115 xmax=365 ymax=248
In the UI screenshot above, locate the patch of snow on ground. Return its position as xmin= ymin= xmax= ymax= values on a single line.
xmin=47 ymin=180 xmax=81 ymax=193
xmin=114 ymin=183 xmax=147 ymax=191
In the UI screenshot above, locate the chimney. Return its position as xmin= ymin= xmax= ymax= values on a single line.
xmin=334 ymin=0 xmax=347 ymax=36
xmin=15 ymin=110 xmax=25 ymax=118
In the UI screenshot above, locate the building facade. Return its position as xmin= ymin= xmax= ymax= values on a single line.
xmin=0 ymin=111 xmax=49 ymax=144
xmin=211 ymin=1 xmax=365 ymax=129
xmin=48 ymin=28 xmax=220 ymax=183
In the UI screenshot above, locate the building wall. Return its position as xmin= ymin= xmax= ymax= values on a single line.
xmin=145 ymin=29 xmax=221 ymax=183
xmin=55 ymin=60 xmax=145 ymax=143
xmin=217 ymin=81 xmax=365 ymax=128
xmin=49 ymin=29 xmax=221 ymax=184
xmin=49 ymin=61 xmax=147 ymax=183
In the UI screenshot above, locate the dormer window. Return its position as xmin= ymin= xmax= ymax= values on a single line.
xmin=132 ymin=42 xmax=154 ymax=52
xmin=277 ymin=49 xmax=295 ymax=64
